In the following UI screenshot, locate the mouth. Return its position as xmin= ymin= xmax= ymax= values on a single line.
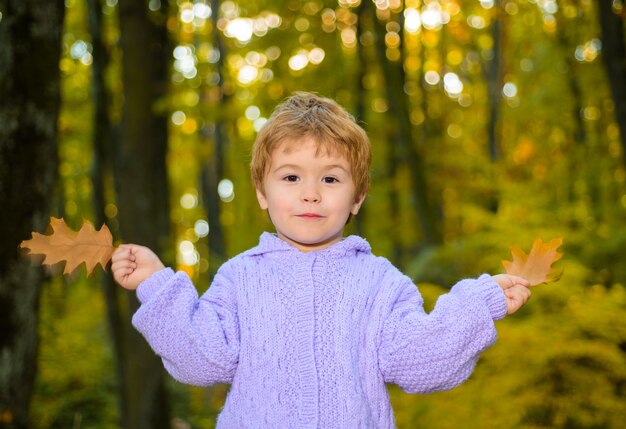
xmin=297 ymin=213 xmax=323 ymax=219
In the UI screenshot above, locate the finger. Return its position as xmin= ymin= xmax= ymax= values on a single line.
xmin=517 ymin=283 xmax=532 ymax=297
xmin=505 ymin=284 xmax=524 ymax=297
xmin=113 ymin=244 xmax=143 ymax=258
xmin=523 ymin=287 xmax=532 ymax=302
xmin=506 ymin=291 xmax=528 ymax=315
xmin=493 ymin=274 xmax=529 ymax=290
xmin=111 ymin=246 xmax=132 ymax=263
xmin=111 ymin=253 xmax=132 ymax=267
xmin=504 ymin=275 xmax=530 ymax=288
xmin=111 ymin=259 xmax=136 ymax=273
xmin=507 ymin=285 xmax=531 ymax=304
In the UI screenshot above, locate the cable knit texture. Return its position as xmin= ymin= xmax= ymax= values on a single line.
xmin=132 ymin=233 xmax=507 ymax=428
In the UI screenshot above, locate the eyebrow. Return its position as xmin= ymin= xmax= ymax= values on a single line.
xmin=271 ymin=164 xmax=350 ymax=174
xmin=324 ymin=164 xmax=351 ymax=174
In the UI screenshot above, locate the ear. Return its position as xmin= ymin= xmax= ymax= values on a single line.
xmin=256 ymin=188 xmax=268 ymax=210
xmin=350 ymin=193 xmax=366 ymax=215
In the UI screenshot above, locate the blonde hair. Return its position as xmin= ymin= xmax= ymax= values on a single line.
xmin=250 ymin=92 xmax=371 ymax=198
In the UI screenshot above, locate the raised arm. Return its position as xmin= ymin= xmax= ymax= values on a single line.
xmin=130 ymin=266 xmax=240 ymax=386
xmin=378 ymin=274 xmax=507 ymax=394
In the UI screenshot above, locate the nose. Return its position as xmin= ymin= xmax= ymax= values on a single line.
xmin=301 ymin=183 xmax=321 ymax=203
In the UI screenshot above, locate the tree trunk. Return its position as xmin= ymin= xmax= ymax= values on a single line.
xmin=555 ymin=30 xmax=586 ymax=146
xmin=85 ymin=0 xmax=129 ymax=427
xmin=483 ymin=0 xmax=503 ymax=213
xmin=0 ymin=1 xmax=64 ymax=428
xmin=201 ymin=0 xmax=228 ymax=276
xmin=353 ymin=0 xmax=370 ymax=237
xmin=115 ymin=1 xmax=172 ymax=428
xmin=486 ymin=0 xmax=502 ymax=164
xmin=598 ymin=0 xmax=626 ymax=166
xmin=554 ymin=7 xmax=587 ymax=207
xmin=371 ymin=8 xmax=442 ymax=247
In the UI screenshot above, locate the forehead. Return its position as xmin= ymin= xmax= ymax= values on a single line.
xmin=273 ymin=137 xmax=348 ymax=159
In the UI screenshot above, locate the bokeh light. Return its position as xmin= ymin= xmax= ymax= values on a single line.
xmin=218 ymin=179 xmax=235 ymax=202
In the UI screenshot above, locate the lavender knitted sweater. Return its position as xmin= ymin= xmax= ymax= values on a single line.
xmin=132 ymin=233 xmax=507 ymax=428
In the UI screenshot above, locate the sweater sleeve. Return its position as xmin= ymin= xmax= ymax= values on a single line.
xmin=378 ymin=274 xmax=506 ymax=394
xmin=131 ymin=265 xmax=240 ymax=386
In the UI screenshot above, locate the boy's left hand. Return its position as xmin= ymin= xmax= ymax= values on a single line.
xmin=492 ymin=274 xmax=532 ymax=315
xmin=111 ymin=244 xmax=165 ymax=290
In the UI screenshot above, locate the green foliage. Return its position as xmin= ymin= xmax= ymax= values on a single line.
xmin=32 ymin=275 xmax=118 ymax=429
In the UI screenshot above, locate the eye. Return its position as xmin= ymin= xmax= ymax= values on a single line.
xmin=283 ymin=175 xmax=299 ymax=182
xmin=322 ymin=176 xmax=339 ymax=184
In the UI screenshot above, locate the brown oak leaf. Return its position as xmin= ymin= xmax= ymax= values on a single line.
xmin=502 ymin=237 xmax=563 ymax=286
xmin=20 ymin=217 xmax=114 ymax=276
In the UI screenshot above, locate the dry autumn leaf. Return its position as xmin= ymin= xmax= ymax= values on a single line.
xmin=502 ymin=237 xmax=563 ymax=286
xmin=20 ymin=217 xmax=114 ymax=276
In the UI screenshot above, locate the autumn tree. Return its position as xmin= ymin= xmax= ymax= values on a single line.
xmin=0 ymin=1 xmax=65 ymax=428
xmin=85 ymin=0 xmax=131 ymax=426
xmin=484 ymin=0 xmax=503 ymax=167
xmin=113 ymin=0 xmax=173 ymax=427
xmin=597 ymin=0 xmax=626 ymax=166
xmin=371 ymin=5 xmax=442 ymax=250
xmin=200 ymin=0 xmax=229 ymax=274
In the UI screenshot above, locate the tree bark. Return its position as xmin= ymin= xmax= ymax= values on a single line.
xmin=115 ymin=1 xmax=172 ymax=428
xmin=0 ymin=1 xmax=64 ymax=428
xmin=598 ymin=0 xmax=626 ymax=166
xmin=483 ymin=0 xmax=504 ymax=214
xmin=555 ymin=26 xmax=586 ymax=146
xmin=353 ymin=0 xmax=369 ymax=237
xmin=486 ymin=0 xmax=502 ymax=164
xmin=371 ymin=8 xmax=442 ymax=247
xmin=201 ymin=0 xmax=228 ymax=276
xmin=85 ymin=0 xmax=129 ymax=427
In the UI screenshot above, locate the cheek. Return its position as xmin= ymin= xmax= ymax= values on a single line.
xmin=340 ymin=191 xmax=359 ymax=210
xmin=265 ymin=192 xmax=292 ymax=213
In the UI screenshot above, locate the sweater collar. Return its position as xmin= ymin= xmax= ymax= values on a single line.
xmin=243 ymin=232 xmax=371 ymax=257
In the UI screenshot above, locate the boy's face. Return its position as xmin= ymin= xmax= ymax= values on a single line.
xmin=256 ymin=137 xmax=365 ymax=252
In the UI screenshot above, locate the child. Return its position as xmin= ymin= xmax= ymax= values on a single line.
xmin=112 ymin=92 xmax=531 ymax=428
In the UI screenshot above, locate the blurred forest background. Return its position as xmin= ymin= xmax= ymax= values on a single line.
xmin=1 ymin=0 xmax=626 ymax=428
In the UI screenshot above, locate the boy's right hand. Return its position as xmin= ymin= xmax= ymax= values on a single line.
xmin=111 ymin=244 xmax=165 ymax=290
xmin=491 ymin=274 xmax=532 ymax=315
